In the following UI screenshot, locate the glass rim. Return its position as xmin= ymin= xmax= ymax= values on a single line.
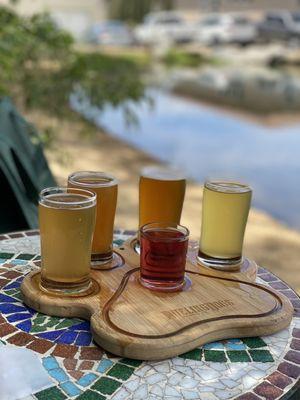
xmin=68 ymin=171 xmax=118 ymax=188
xmin=140 ymin=222 xmax=189 ymax=242
xmin=204 ymin=180 xmax=252 ymax=194
xmin=141 ymin=165 xmax=186 ymax=181
xmin=39 ymin=187 xmax=97 ymax=208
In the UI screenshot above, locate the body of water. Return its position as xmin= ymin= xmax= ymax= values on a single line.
xmin=72 ymin=89 xmax=300 ymax=230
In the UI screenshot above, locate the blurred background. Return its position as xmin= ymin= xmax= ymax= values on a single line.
xmin=1 ymin=0 xmax=300 ymax=291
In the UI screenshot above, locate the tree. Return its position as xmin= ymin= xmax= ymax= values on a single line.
xmin=0 ymin=5 xmax=145 ymax=141
xmin=108 ymin=0 xmax=174 ymax=23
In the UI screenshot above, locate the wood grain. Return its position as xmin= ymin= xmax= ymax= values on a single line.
xmin=21 ymin=237 xmax=293 ymax=360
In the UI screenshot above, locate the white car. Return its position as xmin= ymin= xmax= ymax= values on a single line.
xmin=135 ymin=12 xmax=195 ymax=45
xmin=196 ymin=14 xmax=257 ymax=46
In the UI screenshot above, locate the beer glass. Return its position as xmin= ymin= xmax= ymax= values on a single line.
xmin=68 ymin=171 xmax=121 ymax=269
xmin=139 ymin=166 xmax=186 ymax=229
xmin=140 ymin=222 xmax=189 ymax=292
xmin=198 ymin=181 xmax=252 ymax=270
xmin=39 ymin=187 xmax=96 ymax=295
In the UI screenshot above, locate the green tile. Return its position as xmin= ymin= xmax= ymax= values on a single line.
xmin=119 ymin=358 xmax=143 ymax=367
xmin=204 ymin=350 xmax=226 ymax=362
xmin=91 ymin=377 xmax=122 ymax=395
xmin=16 ymin=253 xmax=35 ymax=260
xmin=35 ymin=387 xmax=67 ymax=400
xmin=180 ymin=348 xmax=202 ymax=360
xmin=113 ymin=239 xmax=124 ymax=246
xmin=107 ymin=363 xmax=134 ymax=380
xmin=242 ymin=337 xmax=267 ymax=349
xmin=0 ymin=252 xmax=14 ymax=259
xmin=227 ymin=351 xmax=251 ymax=362
xmin=76 ymin=390 xmax=105 ymax=400
xmin=249 ymin=350 xmax=274 ymax=362
xmin=55 ymin=319 xmax=78 ymax=330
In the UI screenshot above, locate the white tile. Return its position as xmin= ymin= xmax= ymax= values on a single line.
xmin=174 ymin=366 xmax=194 ymax=377
xmin=133 ymin=384 xmax=148 ymax=400
xmin=221 ymin=379 xmax=239 ymax=389
xmin=241 ymin=375 xmax=258 ymax=390
xmin=124 ymin=378 xmax=140 ymax=392
xmin=165 ymin=385 xmax=181 ymax=397
xmin=154 ymin=362 xmax=170 ymax=374
xmin=111 ymin=388 xmax=130 ymax=400
xmin=169 ymin=372 xmax=185 ymax=385
xmin=146 ymin=373 xmax=165 ymax=385
xmin=195 ymin=368 xmax=219 ymax=381
xmin=180 ymin=376 xmax=199 ymax=389
xmin=149 ymin=384 xmax=163 ymax=397
xmin=134 ymin=365 xmax=152 ymax=377
xmin=181 ymin=389 xmax=201 ymax=399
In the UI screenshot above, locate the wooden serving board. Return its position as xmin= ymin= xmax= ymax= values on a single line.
xmin=21 ymin=237 xmax=293 ymax=360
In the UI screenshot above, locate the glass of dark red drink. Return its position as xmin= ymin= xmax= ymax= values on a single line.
xmin=140 ymin=222 xmax=189 ymax=292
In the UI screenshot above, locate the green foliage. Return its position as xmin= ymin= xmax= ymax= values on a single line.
xmin=0 ymin=5 xmax=145 ymax=137
xmin=109 ymin=0 xmax=174 ymax=23
xmin=162 ymin=49 xmax=212 ymax=68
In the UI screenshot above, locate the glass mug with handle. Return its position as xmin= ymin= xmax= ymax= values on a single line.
xmin=68 ymin=171 xmax=123 ymax=269
xmin=39 ymin=187 xmax=96 ymax=295
xmin=198 ymin=181 xmax=252 ymax=270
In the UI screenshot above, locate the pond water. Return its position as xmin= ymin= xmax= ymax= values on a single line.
xmin=72 ymin=89 xmax=300 ymax=230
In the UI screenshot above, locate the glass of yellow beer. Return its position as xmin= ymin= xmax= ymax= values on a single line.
xmin=39 ymin=187 xmax=96 ymax=295
xmin=198 ymin=181 xmax=252 ymax=270
xmin=68 ymin=171 xmax=122 ymax=269
xmin=139 ymin=166 xmax=186 ymax=229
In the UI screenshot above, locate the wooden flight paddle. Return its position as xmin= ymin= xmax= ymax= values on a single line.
xmin=21 ymin=237 xmax=293 ymax=360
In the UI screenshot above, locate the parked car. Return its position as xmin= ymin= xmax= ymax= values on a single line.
xmin=196 ymin=14 xmax=257 ymax=46
xmin=135 ymin=11 xmax=195 ymax=45
xmin=258 ymin=11 xmax=300 ymax=42
xmin=87 ymin=20 xmax=135 ymax=46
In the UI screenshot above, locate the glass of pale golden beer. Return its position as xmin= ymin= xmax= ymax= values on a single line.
xmin=39 ymin=187 xmax=96 ymax=295
xmin=68 ymin=171 xmax=122 ymax=269
xmin=139 ymin=166 xmax=186 ymax=229
xmin=198 ymin=181 xmax=252 ymax=270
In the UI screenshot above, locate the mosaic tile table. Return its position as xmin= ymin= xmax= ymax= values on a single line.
xmin=0 ymin=230 xmax=299 ymax=400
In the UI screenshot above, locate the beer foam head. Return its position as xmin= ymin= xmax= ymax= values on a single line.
xmin=141 ymin=166 xmax=186 ymax=181
xmin=205 ymin=181 xmax=252 ymax=194
xmin=39 ymin=187 xmax=96 ymax=209
xmin=68 ymin=171 xmax=118 ymax=188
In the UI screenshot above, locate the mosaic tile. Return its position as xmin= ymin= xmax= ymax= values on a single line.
xmin=204 ymin=350 xmax=227 ymax=362
xmin=77 ymin=373 xmax=98 ymax=387
xmin=227 ymin=351 xmax=251 ymax=362
xmin=120 ymin=358 xmax=142 ymax=367
xmin=91 ymin=376 xmax=122 ymax=395
xmin=1 ymin=233 xmax=300 ymax=400
xmin=242 ymin=337 xmax=267 ymax=348
xmin=60 ymin=381 xmax=82 ymax=397
xmin=107 ymin=363 xmax=135 ymax=380
xmin=35 ymin=387 xmax=67 ymax=400
xmin=267 ymin=371 xmax=293 ymax=389
xmin=48 ymin=367 xmax=69 ymax=383
xmin=16 ymin=253 xmax=35 ymax=260
xmin=76 ymin=390 xmax=105 ymax=400
xmin=254 ymin=381 xmax=283 ymax=399
xmin=180 ymin=348 xmax=202 ymax=360
xmin=249 ymin=350 xmax=274 ymax=363
xmin=97 ymin=358 xmax=114 ymax=373
xmin=76 ymin=390 xmax=106 ymax=400
xmin=43 ymin=356 xmax=60 ymax=371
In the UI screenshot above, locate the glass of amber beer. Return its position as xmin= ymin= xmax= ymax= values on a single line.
xmin=39 ymin=187 xmax=96 ymax=295
xmin=198 ymin=181 xmax=252 ymax=270
xmin=68 ymin=171 xmax=122 ymax=269
xmin=139 ymin=166 xmax=186 ymax=229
